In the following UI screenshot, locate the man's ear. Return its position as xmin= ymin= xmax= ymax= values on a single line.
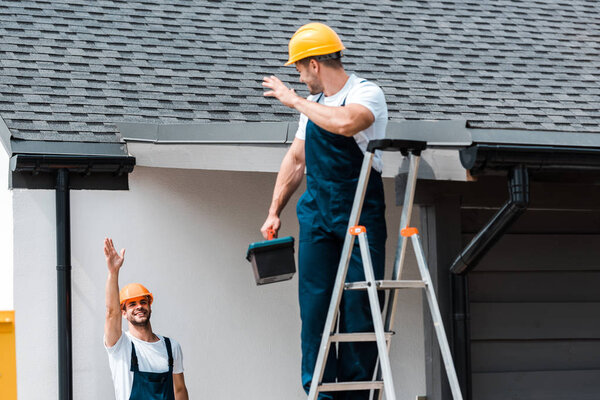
xmin=121 ymin=307 xmax=127 ymax=317
xmin=309 ymin=58 xmax=319 ymax=72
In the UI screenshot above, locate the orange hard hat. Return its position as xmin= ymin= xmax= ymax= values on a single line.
xmin=285 ymin=22 xmax=345 ymax=66
xmin=119 ymin=283 xmax=153 ymax=307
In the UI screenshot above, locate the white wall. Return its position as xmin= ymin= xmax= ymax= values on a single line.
xmin=13 ymin=166 xmax=425 ymax=399
xmin=0 ymin=146 xmax=12 ymax=311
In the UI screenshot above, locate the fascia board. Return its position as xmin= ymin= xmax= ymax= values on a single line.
xmin=117 ymin=121 xmax=291 ymax=144
xmin=286 ymin=122 xmax=299 ymax=143
xmin=127 ymin=142 xmax=290 ymax=173
xmin=115 ymin=122 xmax=159 ymax=142
xmin=11 ymin=139 xmax=129 ymax=157
xmin=0 ymin=116 xmax=12 ymax=155
xmin=157 ymin=122 xmax=289 ymax=144
xmin=122 ymin=119 xmax=471 ymax=180
xmin=118 ymin=120 xmax=472 ymax=147
xmin=386 ymin=120 xmax=472 ymax=147
xmin=126 ymin=141 xmax=467 ymax=180
xmin=470 ymin=128 xmax=600 ymax=148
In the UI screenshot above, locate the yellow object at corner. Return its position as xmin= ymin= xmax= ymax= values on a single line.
xmin=0 ymin=310 xmax=17 ymax=400
xmin=285 ymin=22 xmax=345 ymax=66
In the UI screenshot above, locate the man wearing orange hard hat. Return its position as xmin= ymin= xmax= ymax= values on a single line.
xmin=261 ymin=22 xmax=388 ymax=399
xmin=103 ymin=238 xmax=189 ymax=400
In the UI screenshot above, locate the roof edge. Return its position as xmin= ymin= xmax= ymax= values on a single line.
xmin=118 ymin=120 xmax=472 ymax=147
xmin=8 ymin=139 xmax=134 ymax=190
xmin=386 ymin=120 xmax=471 ymax=147
xmin=0 ymin=116 xmax=12 ymax=155
xmin=117 ymin=121 xmax=299 ymax=144
xmin=11 ymin=139 xmax=129 ymax=157
xmin=470 ymin=128 xmax=600 ymax=148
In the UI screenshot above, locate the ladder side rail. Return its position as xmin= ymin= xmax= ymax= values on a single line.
xmin=307 ymin=151 xmax=375 ymax=400
xmin=357 ymin=231 xmax=397 ymax=400
xmin=384 ymin=152 xmax=421 ymax=330
xmin=376 ymin=152 xmax=422 ymax=400
xmin=411 ymin=234 xmax=463 ymax=400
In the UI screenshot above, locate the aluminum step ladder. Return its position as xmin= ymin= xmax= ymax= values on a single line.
xmin=307 ymin=139 xmax=463 ymax=400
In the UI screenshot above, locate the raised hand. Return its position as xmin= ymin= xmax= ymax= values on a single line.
xmin=104 ymin=238 xmax=125 ymax=275
xmin=262 ymin=75 xmax=300 ymax=108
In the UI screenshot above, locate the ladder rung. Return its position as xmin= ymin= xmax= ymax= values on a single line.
xmin=330 ymin=332 xmax=394 ymax=342
xmin=345 ymin=280 xmax=426 ymax=290
xmin=319 ymin=381 xmax=384 ymax=392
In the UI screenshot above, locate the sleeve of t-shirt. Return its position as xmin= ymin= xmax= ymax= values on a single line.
xmin=345 ymin=81 xmax=387 ymax=122
xmin=104 ymin=331 xmax=126 ymax=354
xmin=171 ymin=339 xmax=184 ymax=374
xmin=295 ymin=112 xmax=308 ymax=140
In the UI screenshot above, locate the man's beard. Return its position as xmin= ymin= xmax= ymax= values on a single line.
xmin=308 ymin=82 xmax=323 ymax=95
xmin=128 ymin=310 xmax=151 ymax=327
xmin=305 ymin=75 xmax=323 ymax=95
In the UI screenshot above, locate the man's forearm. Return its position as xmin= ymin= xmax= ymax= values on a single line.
xmin=105 ymin=272 xmax=120 ymax=315
xmin=104 ymin=270 xmax=122 ymax=346
xmin=175 ymin=387 xmax=189 ymax=400
xmin=268 ymin=146 xmax=305 ymax=217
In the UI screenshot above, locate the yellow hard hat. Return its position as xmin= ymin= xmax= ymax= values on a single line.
xmin=285 ymin=22 xmax=345 ymax=66
xmin=120 ymin=283 xmax=153 ymax=307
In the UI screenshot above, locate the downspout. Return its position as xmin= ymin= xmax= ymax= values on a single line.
xmin=10 ymin=153 xmax=135 ymax=400
xmin=450 ymin=144 xmax=600 ymax=274
xmin=451 ymin=274 xmax=471 ymax=399
xmin=450 ymin=142 xmax=600 ymax=276
xmin=444 ymin=142 xmax=600 ymax=399
xmin=450 ymin=165 xmax=529 ymax=274
xmin=56 ymin=169 xmax=72 ymax=400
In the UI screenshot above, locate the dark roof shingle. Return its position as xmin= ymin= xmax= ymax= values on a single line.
xmin=0 ymin=0 xmax=599 ymax=142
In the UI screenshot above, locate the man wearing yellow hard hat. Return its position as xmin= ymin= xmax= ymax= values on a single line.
xmin=261 ymin=22 xmax=388 ymax=400
xmin=103 ymin=238 xmax=189 ymax=400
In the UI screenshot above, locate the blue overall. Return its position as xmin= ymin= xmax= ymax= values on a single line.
xmin=128 ymin=337 xmax=175 ymax=400
xmin=297 ymin=93 xmax=387 ymax=400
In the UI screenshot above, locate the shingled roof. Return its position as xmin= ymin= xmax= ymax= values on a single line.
xmin=1 ymin=0 xmax=599 ymax=144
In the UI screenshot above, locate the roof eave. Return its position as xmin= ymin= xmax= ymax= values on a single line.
xmin=0 ymin=116 xmax=12 ymax=155
xmin=117 ymin=121 xmax=298 ymax=144
xmin=118 ymin=120 xmax=471 ymax=180
xmin=7 ymin=138 xmax=135 ymax=190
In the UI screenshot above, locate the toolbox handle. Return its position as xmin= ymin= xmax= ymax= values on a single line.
xmin=267 ymin=228 xmax=276 ymax=240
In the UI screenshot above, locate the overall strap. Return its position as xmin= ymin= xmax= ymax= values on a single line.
xmin=130 ymin=342 xmax=140 ymax=372
xmin=164 ymin=337 xmax=174 ymax=370
xmin=341 ymin=79 xmax=367 ymax=106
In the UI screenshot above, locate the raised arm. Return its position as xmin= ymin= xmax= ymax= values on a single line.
xmin=104 ymin=238 xmax=125 ymax=347
xmin=260 ymin=137 xmax=306 ymax=239
xmin=262 ymin=75 xmax=374 ymax=137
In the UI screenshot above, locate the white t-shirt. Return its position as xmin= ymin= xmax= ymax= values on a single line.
xmin=105 ymin=331 xmax=184 ymax=400
xmin=295 ymin=74 xmax=388 ymax=172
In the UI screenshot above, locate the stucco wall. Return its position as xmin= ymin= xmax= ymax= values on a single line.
xmin=13 ymin=166 xmax=425 ymax=399
xmin=0 ymin=146 xmax=12 ymax=311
